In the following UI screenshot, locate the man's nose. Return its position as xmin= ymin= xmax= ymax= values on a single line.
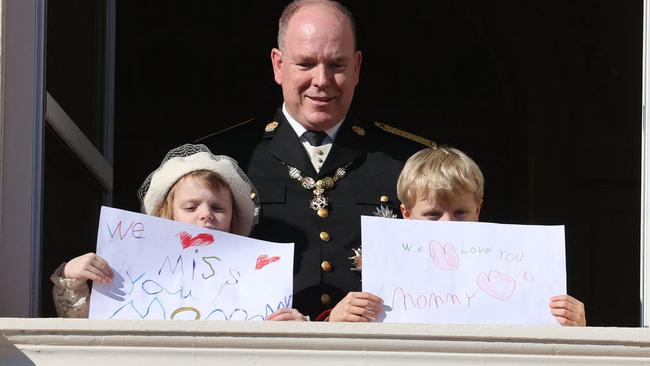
xmin=439 ymin=213 xmax=452 ymax=221
xmin=312 ymin=64 xmax=332 ymax=88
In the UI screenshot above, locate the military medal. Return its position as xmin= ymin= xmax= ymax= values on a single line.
xmin=349 ymin=247 xmax=362 ymax=271
xmin=285 ymin=162 xmax=351 ymax=216
xmin=373 ymin=205 xmax=397 ymax=218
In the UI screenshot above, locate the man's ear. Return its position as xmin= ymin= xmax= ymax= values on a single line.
xmin=400 ymin=203 xmax=411 ymax=219
xmin=271 ymin=48 xmax=283 ymax=85
xmin=353 ymin=50 xmax=362 ymax=85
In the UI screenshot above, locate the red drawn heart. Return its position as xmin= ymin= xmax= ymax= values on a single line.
xmin=429 ymin=240 xmax=459 ymax=270
xmin=178 ymin=231 xmax=215 ymax=249
xmin=255 ymin=254 xmax=281 ymax=270
xmin=477 ymin=271 xmax=516 ymax=300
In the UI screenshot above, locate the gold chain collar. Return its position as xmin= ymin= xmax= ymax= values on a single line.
xmin=284 ymin=162 xmax=352 ymax=217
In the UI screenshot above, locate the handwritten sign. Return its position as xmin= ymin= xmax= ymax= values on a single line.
xmin=89 ymin=206 xmax=294 ymax=321
xmin=361 ymin=216 xmax=566 ymax=325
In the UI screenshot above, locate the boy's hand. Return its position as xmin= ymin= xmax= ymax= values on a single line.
xmin=63 ymin=252 xmax=113 ymax=283
xmin=329 ymin=291 xmax=384 ymax=322
xmin=549 ymin=295 xmax=586 ymax=326
xmin=266 ymin=308 xmax=308 ymax=321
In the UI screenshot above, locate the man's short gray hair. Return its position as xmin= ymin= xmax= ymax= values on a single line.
xmin=277 ymin=0 xmax=357 ymax=51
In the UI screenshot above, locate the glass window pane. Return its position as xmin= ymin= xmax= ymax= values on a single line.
xmin=40 ymin=127 xmax=104 ymax=317
xmin=46 ymin=0 xmax=107 ymax=151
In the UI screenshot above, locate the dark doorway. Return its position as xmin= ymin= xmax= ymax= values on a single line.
xmin=113 ymin=1 xmax=642 ymax=326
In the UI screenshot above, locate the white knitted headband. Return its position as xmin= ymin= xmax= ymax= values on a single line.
xmin=137 ymin=144 xmax=259 ymax=236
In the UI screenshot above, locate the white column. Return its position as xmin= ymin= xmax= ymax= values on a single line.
xmin=0 ymin=0 xmax=45 ymax=317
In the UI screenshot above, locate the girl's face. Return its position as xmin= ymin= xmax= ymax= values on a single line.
xmin=171 ymin=175 xmax=233 ymax=232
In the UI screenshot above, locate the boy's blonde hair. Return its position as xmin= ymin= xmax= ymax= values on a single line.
xmin=397 ymin=147 xmax=484 ymax=209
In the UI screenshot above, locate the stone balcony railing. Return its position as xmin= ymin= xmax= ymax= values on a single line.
xmin=1 ymin=318 xmax=650 ymax=365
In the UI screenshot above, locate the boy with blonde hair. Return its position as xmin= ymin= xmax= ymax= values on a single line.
xmin=331 ymin=147 xmax=586 ymax=325
xmin=396 ymin=147 xmax=586 ymax=326
xmin=397 ymin=147 xmax=483 ymax=222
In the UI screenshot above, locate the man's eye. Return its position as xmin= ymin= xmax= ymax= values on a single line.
xmin=296 ymin=63 xmax=314 ymax=69
xmin=183 ymin=206 xmax=197 ymax=211
xmin=211 ymin=206 xmax=224 ymax=212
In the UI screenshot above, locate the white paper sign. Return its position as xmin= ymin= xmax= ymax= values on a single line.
xmin=89 ymin=206 xmax=294 ymax=321
xmin=362 ymin=216 xmax=566 ymax=325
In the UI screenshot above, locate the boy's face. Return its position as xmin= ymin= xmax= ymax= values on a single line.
xmin=171 ymin=175 xmax=233 ymax=232
xmin=400 ymin=190 xmax=481 ymax=222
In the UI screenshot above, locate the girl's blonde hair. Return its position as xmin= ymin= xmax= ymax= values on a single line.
xmin=157 ymin=170 xmax=238 ymax=233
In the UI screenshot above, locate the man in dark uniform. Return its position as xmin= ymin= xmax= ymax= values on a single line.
xmin=202 ymin=0 xmax=433 ymax=321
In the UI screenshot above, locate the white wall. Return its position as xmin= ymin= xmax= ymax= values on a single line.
xmin=2 ymin=319 xmax=650 ymax=366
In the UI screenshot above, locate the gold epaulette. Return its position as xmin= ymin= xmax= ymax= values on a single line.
xmin=374 ymin=122 xmax=437 ymax=148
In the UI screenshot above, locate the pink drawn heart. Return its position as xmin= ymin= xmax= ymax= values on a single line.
xmin=476 ymin=271 xmax=516 ymax=300
xmin=428 ymin=240 xmax=459 ymax=270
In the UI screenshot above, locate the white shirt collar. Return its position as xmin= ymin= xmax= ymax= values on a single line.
xmin=282 ymin=103 xmax=344 ymax=142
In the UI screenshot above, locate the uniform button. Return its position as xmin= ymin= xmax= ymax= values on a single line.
xmin=321 ymin=293 xmax=332 ymax=305
xmin=320 ymin=231 xmax=330 ymax=241
xmin=250 ymin=192 xmax=257 ymax=200
xmin=318 ymin=158 xmax=323 ymax=163
xmin=321 ymin=260 xmax=332 ymax=272
xmin=380 ymin=195 xmax=389 ymax=204
xmin=317 ymin=207 xmax=329 ymax=218
xmin=317 ymin=150 xmax=324 ymax=156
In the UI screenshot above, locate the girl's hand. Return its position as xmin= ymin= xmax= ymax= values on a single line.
xmin=266 ymin=308 xmax=308 ymax=321
xmin=550 ymin=294 xmax=586 ymax=326
xmin=63 ymin=253 xmax=113 ymax=283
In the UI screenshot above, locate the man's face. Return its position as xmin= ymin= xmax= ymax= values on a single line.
xmin=401 ymin=191 xmax=482 ymax=222
xmin=271 ymin=5 xmax=361 ymax=131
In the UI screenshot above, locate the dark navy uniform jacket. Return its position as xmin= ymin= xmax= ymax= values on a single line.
xmin=201 ymin=109 xmax=430 ymax=319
